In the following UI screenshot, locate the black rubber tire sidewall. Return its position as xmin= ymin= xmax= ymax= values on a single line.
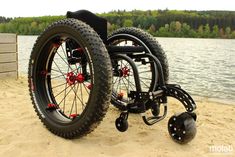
xmin=28 ymin=19 xmax=112 ymax=138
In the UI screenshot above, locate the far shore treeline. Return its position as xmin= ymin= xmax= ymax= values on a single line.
xmin=0 ymin=10 xmax=235 ymax=38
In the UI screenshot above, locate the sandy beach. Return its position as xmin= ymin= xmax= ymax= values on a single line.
xmin=0 ymin=76 xmax=234 ymax=157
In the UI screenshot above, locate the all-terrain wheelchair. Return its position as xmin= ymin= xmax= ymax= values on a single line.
xmin=28 ymin=10 xmax=197 ymax=144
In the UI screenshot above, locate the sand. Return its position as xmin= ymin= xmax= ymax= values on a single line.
xmin=0 ymin=76 xmax=235 ymax=157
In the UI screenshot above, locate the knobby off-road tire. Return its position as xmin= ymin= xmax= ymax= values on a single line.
xmin=28 ymin=18 xmax=112 ymax=138
xmin=108 ymin=27 xmax=169 ymax=111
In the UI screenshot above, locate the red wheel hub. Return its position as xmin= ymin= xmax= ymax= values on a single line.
xmin=66 ymin=72 xmax=85 ymax=85
xmin=77 ymin=73 xmax=85 ymax=83
xmin=66 ymin=72 xmax=76 ymax=86
xmin=121 ymin=66 xmax=130 ymax=77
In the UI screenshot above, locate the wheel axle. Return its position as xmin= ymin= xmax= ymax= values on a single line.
xmin=66 ymin=72 xmax=85 ymax=85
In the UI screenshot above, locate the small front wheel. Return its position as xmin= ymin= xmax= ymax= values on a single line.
xmin=168 ymin=112 xmax=197 ymax=144
xmin=115 ymin=112 xmax=129 ymax=132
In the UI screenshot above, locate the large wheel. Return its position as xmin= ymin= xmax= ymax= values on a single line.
xmin=28 ymin=19 xmax=112 ymax=138
xmin=107 ymin=27 xmax=169 ymax=111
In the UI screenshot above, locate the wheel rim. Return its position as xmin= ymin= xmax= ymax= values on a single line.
xmin=108 ymin=34 xmax=157 ymax=106
xmin=34 ymin=34 xmax=93 ymax=124
xmin=112 ymin=58 xmax=136 ymax=105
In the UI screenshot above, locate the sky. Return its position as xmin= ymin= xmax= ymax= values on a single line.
xmin=0 ymin=0 xmax=234 ymax=17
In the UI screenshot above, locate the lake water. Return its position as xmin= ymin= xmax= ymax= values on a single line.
xmin=18 ymin=36 xmax=235 ymax=104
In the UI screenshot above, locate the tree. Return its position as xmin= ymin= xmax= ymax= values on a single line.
xmin=123 ymin=19 xmax=133 ymax=27
xmin=197 ymin=25 xmax=204 ymax=37
xmin=107 ymin=22 xmax=112 ymax=32
xmin=204 ymin=24 xmax=211 ymax=38
xmin=107 ymin=22 xmax=119 ymax=33
xmin=31 ymin=21 xmax=37 ymax=28
xmin=175 ymin=21 xmax=182 ymax=32
xmin=164 ymin=24 xmax=170 ymax=32
xmin=169 ymin=21 xmax=176 ymax=32
xmin=181 ymin=23 xmax=191 ymax=37
xmin=156 ymin=24 xmax=170 ymax=37
xmin=219 ymin=28 xmax=225 ymax=38
xmin=231 ymin=31 xmax=235 ymax=38
xmin=211 ymin=25 xmax=219 ymax=38
xmin=148 ymin=24 xmax=156 ymax=34
xmin=0 ymin=24 xmax=6 ymax=32
xmin=225 ymin=26 xmax=231 ymax=38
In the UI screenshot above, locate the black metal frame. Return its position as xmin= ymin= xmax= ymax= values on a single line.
xmin=66 ymin=9 xmax=197 ymax=126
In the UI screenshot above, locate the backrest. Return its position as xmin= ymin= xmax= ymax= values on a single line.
xmin=66 ymin=10 xmax=107 ymax=44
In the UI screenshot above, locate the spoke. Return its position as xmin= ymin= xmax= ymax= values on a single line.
xmin=52 ymin=61 xmax=67 ymax=80
xmin=120 ymin=60 xmax=123 ymax=69
xmin=64 ymin=41 xmax=87 ymax=73
xmin=75 ymin=63 xmax=79 ymax=74
xmin=113 ymin=76 xmax=120 ymax=84
xmin=51 ymin=68 xmax=66 ymax=76
xmin=127 ymin=66 xmax=130 ymax=101
xmin=56 ymin=50 xmax=74 ymax=72
xmin=51 ymin=74 xmax=66 ymax=79
xmin=69 ymin=83 xmax=79 ymax=116
xmin=80 ymin=81 xmax=84 ymax=110
xmin=140 ymin=79 xmax=150 ymax=89
xmin=54 ymin=85 xmax=71 ymax=98
xmin=120 ymin=77 xmax=129 ymax=92
xmin=138 ymin=70 xmax=152 ymax=74
xmin=70 ymin=84 xmax=86 ymax=109
xmin=52 ymin=82 xmax=67 ymax=89
xmin=58 ymin=86 xmax=73 ymax=105
xmin=139 ymin=76 xmax=152 ymax=80
xmin=123 ymin=61 xmax=129 ymax=68
xmin=123 ymin=77 xmax=136 ymax=90
xmin=120 ymin=78 xmax=130 ymax=99
xmin=51 ymin=68 xmax=78 ymax=75
xmin=62 ymin=66 xmax=70 ymax=112
xmin=119 ymin=60 xmax=124 ymax=93
xmin=128 ymin=74 xmax=151 ymax=82
xmin=116 ymin=76 xmax=121 ymax=93
xmin=75 ymin=84 xmax=79 ymax=114
xmin=135 ymin=63 xmax=149 ymax=67
xmin=82 ymin=83 xmax=90 ymax=95
xmin=61 ymin=43 xmax=68 ymax=60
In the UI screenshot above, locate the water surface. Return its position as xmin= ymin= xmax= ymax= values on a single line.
xmin=18 ymin=36 xmax=235 ymax=104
